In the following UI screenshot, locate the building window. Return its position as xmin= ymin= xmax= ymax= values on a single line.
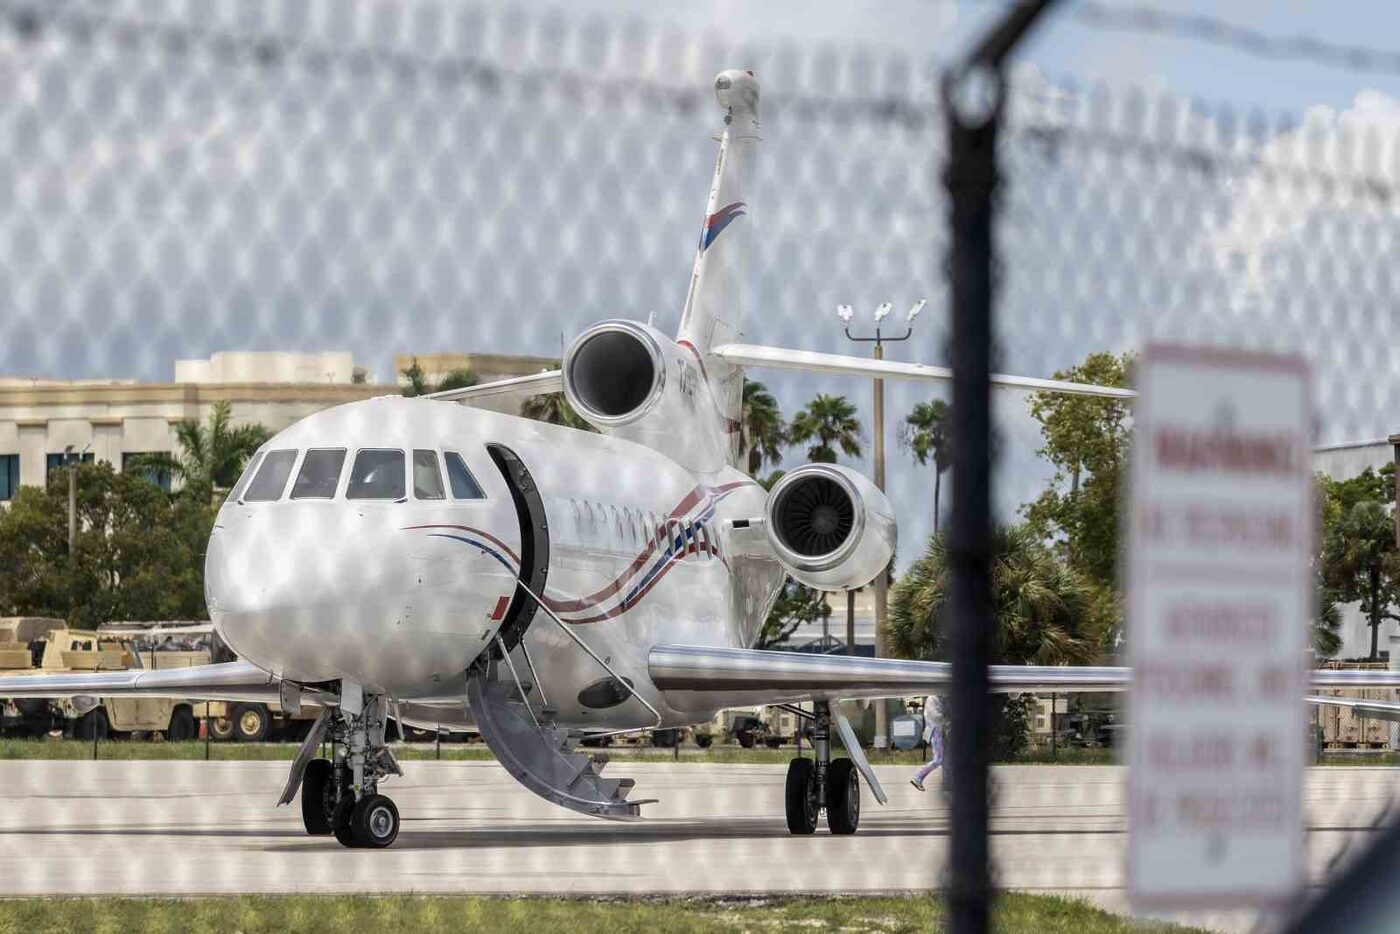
xmin=122 ymin=453 xmax=173 ymax=492
xmin=46 ymin=452 xmax=94 ymax=478
xmin=0 ymin=455 xmax=17 ymax=501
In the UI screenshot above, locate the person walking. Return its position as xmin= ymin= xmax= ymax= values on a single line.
xmin=910 ymin=695 xmax=943 ymax=792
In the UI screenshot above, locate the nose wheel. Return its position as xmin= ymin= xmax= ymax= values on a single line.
xmin=782 ymin=702 xmax=861 ymax=835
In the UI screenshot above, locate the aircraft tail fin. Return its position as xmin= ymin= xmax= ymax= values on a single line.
xmin=677 ymin=70 xmax=759 ymax=466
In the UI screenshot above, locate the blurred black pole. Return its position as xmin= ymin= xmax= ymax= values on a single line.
xmin=942 ymin=3 xmax=1057 ymax=932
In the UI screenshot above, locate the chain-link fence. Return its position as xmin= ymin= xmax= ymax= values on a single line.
xmin=4 ymin=0 xmax=1400 ymax=928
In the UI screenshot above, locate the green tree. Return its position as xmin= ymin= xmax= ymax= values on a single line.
xmin=899 ymin=399 xmax=952 ymax=530
xmin=129 ymin=401 xmax=270 ymax=503
xmin=435 ymin=368 xmax=480 ymax=393
xmin=400 ymin=357 xmax=432 ymax=397
xmin=889 ymin=525 xmax=1111 ymax=666
xmin=521 ymin=392 xmax=594 ymax=432
xmin=1022 ymin=352 xmax=1133 ymax=588
xmin=755 ymin=578 xmax=831 ymax=649
xmin=0 ymin=463 xmax=214 ymax=626
xmin=740 ymin=379 xmax=786 ymax=476
xmin=1322 ymin=496 xmax=1399 ymax=661
xmin=400 ymin=358 xmax=479 ymax=396
xmin=888 ymin=525 xmax=1113 ymax=757
xmin=788 ymin=394 xmax=862 ymax=464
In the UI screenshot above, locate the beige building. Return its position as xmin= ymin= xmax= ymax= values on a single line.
xmin=0 ymin=352 xmax=390 ymax=500
xmin=393 ymin=352 xmax=557 ymax=388
xmin=0 ymin=350 xmax=556 ymax=501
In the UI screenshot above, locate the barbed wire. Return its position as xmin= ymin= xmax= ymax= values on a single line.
xmin=7 ymin=0 xmax=1398 ymax=205
xmin=961 ymin=0 xmax=1400 ymax=80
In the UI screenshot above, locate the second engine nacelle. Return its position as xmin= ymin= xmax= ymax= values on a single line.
xmin=561 ymin=319 xmax=730 ymax=471
xmin=764 ymin=463 xmax=896 ymax=591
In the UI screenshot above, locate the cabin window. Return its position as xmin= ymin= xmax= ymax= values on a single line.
xmin=443 ymin=451 xmax=486 ymax=500
xmin=346 ymin=449 xmax=406 ymax=501
xmin=412 ymin=450 xmax=446 ymax=500
xmin=291 ymin=449 xmax=346 ymax=500
xmin=229 ymin=451 xmax=264 ymax=502
xmin=243 ymin=450 xmax=298 ymax=502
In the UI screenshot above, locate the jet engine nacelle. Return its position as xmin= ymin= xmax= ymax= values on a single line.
xmin=562 ymin=320 xmax=727 ymax=469
xmin=764 ymin=463 xmax=896 ymax=592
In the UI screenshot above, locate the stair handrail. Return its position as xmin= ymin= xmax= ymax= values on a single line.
xmin=512 ymin=578 xmax=665 ymax=731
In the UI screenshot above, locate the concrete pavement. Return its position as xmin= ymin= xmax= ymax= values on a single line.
xmin=0 ymin=761 xmax=1395 ymax=932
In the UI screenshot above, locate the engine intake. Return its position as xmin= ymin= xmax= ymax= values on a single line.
xmin=563 ymin=322 xmax=667 ymax=427
xmin=765 ymin=463 xmax=896 ymax=591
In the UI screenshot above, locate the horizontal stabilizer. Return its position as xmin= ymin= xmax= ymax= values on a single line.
xmin=710 ymin=343 xmax=1136 ymax=400
xmin=427 ymin=369 xmax=563 ymax=404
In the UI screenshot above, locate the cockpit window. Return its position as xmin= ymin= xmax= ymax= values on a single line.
xmin=228 ymin=451 xmax=264 ymax=503
xmin=243 ymin=450 xmax=298 ymax=502
xmin=291 ymin=448 xmax=347 ymax=500
xmin=444 ymin=451 xmax=486 ymax=500
xmin=412 ymin=450 xmax=446 ymax=500
xmin=346 ymin=449 xmax=405 ymax=500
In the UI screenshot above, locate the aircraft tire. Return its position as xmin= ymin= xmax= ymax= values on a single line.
xmin=300 ymin=759 xmax=335 ymax=836
xmin=826 ymin=758 xmax=860 ymax=835
xmin=351 ymin=794 xmax=400 ymax=848
xmin=332 ymin=798 xmax=358 ymax=848
xmin=784 ymin=758 xmax=818 ymax=835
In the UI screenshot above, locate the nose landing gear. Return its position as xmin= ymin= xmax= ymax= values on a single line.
xmin=783 ymin=701 xmax=862 ymax=835
xmin=296 ymin=689 xmax=403 ymax=848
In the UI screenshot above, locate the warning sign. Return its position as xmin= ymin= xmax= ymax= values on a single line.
xmin=1126 ymin=345 xmax=1312 ymax=909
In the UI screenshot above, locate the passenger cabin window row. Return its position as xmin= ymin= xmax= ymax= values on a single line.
xmin=232 ymin=448 xmax=486 ymax=504
xmin=570 ymin=499 xmax=719 ymax=561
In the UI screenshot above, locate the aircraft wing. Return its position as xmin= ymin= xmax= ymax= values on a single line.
xmin=648 ymin=645 xmax=1130 ymax=708
xmin=649 ymin=645 xmax=1400 ymax=709
xmin=427 ymin=370 xmax=563 ymax=404
xmin=709 ymin=343 xmax=1136 ymax=400
xmin=0 ymin=661 xmax=298 ymax=704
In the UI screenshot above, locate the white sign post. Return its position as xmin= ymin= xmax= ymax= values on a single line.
xmin=1127 ymin=345 xmax=1312 ymax=910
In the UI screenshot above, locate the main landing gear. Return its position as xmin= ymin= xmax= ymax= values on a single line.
xmin=298 ymin=689 xmax=403 ymax=848
xmin=784 ymin=701 xmax=860 ymax=835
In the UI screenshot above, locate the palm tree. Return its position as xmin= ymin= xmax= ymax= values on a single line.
xmin=888 ymin=525 xmax=1111 ymax=666
xmin=900 ymin=399 xmax=952 ymax=530
xmin=128 ymin=402 xmax=270 ymax=503
xmin=520 ymin=392 xmax=594 ymax=432
xmin=740 ymin=379 xmax=785 ymax=476
xmin=787 ymin=394 xmax=862 ymax=464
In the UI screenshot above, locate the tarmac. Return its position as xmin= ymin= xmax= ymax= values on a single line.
xmin=0 ymin=760 xmax=1395 ymax=932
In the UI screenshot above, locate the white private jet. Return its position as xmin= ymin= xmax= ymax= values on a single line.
xmin=3 ymin=70 xmax=1395 ymax=848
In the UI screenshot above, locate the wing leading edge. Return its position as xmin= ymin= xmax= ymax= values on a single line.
xmin=0 ymin=661 xmax=293 ymax=705
xmin=650 ymin=645 xmax=1400 ymax=712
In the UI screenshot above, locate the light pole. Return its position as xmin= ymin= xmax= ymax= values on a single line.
xmin=838 ymin=299 xmax=925 ymax=747
xmin=64 ymin=443 xmax=91 ymax=556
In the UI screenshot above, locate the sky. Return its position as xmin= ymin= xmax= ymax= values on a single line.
xmin=4 ymin=0 xmax=1399 ymax=568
